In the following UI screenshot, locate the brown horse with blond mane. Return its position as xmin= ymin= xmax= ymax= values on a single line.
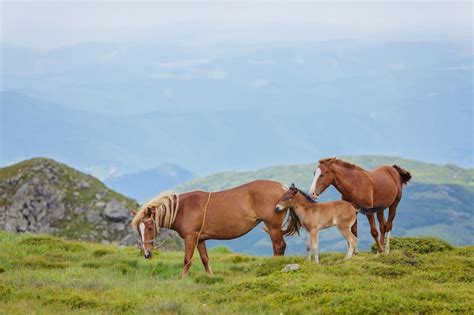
xmin=131 ymin=180 xmax=299 ymax=276
xmin=309 ymin=158 xmax=411 ymax=253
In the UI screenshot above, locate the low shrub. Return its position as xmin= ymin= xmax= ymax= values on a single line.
xmin=371 ymin=237 xmax=453 ymax=254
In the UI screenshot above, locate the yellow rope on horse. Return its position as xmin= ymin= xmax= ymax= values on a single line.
xmin=182 ymin=191 xmax=212 ymax=275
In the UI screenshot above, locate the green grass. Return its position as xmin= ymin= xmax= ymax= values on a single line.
xmin=0 ymin=231 xmax=472 ymax=314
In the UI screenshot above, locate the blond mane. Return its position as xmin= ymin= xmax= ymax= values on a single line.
xmin=131 ymin=191 xmax=180 ymax=229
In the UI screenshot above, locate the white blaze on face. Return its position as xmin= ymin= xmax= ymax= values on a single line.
xmin=139 ymin=222 xmax=146 ymax=250
xmin=309 ymin=168 xmax=321 ymax=195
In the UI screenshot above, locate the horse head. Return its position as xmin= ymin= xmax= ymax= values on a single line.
xmin=275 ymin=183 xmax=298 ymax=212
xmin=131 ymin=207 xmax=158 ymax=259
xmin=309 ymin=157 xmax=336 ymax=198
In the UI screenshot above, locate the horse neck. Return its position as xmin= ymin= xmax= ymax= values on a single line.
xmin=292 ymin=193 xmax=314 ymax=220
xmin=331 ymin=163 xmax=365 ymax=200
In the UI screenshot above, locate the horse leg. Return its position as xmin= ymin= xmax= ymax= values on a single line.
xmin=385 ymin=198 xmax=400 ymax=254
xmin=306 ymin=231 xmax=312 ymax=261
xmin=310 ymin=228 xmax=320 ymax=264
xmin=367 ymin=213 xmax=383 ymax=253
xmin=351 ymin=216 xmax=358 ymax=238
xmin=338 ymin=226 xmax=356 ymax=259
xmin=182 ymin=235 xmax=198 ymax=276
xmin=376 ymin=210 xmax=386 ymax=253
xmin=265 ymin=222 xmax=286 ymax=256
xmin=197 ymin=240 xmax=213 ymax=276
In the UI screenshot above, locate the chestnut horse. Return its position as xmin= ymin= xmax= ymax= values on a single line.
xmin=131 ymin=180 xmax=299 ymax=276
xmin=309 ymin=158 xmax=411 ymax=253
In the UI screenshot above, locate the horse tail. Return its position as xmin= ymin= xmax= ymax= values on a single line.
xmin=261 ymin=208 xmax=301 ymax=236
xmin=282 ymin=208 xmax=301 ymax=236
xmin=392 ymin=165 xmax=412 ymax=185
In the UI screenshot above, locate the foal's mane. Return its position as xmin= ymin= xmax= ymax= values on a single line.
xmin=295 ymin=187 xmax=317 ymax=203
xmin=131 ymin=191 xmax=180 ymax=229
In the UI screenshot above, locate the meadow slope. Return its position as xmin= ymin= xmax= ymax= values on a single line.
xmin=0 ymin=231 xmax=472 ymax=314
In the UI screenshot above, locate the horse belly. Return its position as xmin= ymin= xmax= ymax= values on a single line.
xmin=204 ymin=210 xmax=259 ymax=240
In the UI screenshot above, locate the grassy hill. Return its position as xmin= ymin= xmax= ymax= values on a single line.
xmin=175 ymin=156 xmax=473 ymax=254
xmin=0 ymin=231 xmax=472 ymax=314
xmin=0 ymin=158 xmax=181 ymax=249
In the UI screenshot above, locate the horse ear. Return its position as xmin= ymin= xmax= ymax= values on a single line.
xmin=320 ymin=157 xmax=336 ymax=165
xmin=131 ymin=208 xmax=137 ymax=216
xmin=290 ymin=183 xmax=296 ymax=189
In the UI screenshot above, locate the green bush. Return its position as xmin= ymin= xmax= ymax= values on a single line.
xmin=371 ymin=237 xmax=453 ymax=254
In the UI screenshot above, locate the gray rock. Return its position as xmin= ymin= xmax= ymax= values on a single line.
xmin=86 ymin=211 xmax=101 ymax=223
xmin=16 ymin=216 xmax=29 ymax=232
xmin=77 ymin=180 xmax=90 ymax=189
xmin=104 ymin=199 xmax=129 ymax=221
xmin=113 ymin=222 xmax=125 ymax=232
xmin=281 ymin=264 xmax=300 ymax=272
xmin=73 ymin=207 xmax=84 ymax=214
xmin=120 ymin=233 xmax=139 ymax=246
xmin=95 ymin=201 xmax=106 ymax=208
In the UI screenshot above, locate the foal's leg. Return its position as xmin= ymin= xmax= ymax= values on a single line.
xmin=338 ymin=226 xmax=356 ymax=259
xmin=182 ymin=234 xmax=198 ymax=276
xmin=306 ymin=231 xmax=312 ymax=261
xmin=351 ymin=216 xmax=358 ymax=238
xmin=310 ymin=229 xmax=320 ymax=264
xmin=197 ymin=240 xmax=213 ymax=276
xmin=385 ymin=197 xmax=400 ymax=254
xmin=367 ymin=213 xmax=384 ymax=253
xmin=376 ymin=210 xmax=386 ymax=252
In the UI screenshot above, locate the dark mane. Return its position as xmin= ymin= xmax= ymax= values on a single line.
xmin=296 ymin=188 xmax=317 ymax=203
xmin=333 ymin=159 xmax=364 ymax=170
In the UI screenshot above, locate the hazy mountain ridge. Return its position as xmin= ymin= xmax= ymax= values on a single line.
xmin=1 ymin=90 xmax=472 ymax=179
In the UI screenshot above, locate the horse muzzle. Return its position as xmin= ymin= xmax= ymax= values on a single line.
xmin=144 ymin=250 xmax=152 ymax=259
xmin=275 ymin=206 xmax=283 ymax=213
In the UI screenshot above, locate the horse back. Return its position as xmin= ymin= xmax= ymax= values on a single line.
xmin=368 ymin=165 xmax=404 ymax=203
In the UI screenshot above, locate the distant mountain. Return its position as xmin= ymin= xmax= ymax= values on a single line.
xmin=175 ymin=156 xmax=474 ymax=255
xmin=1 ymin=39 xmax=473 ymax=173
xmin=104 ymin=164 xmax=195 ymax=202
xmin=1 ymin=91 xmax=472 ymax=179
xmin=0 ymin=158 xmax=181 ymax=249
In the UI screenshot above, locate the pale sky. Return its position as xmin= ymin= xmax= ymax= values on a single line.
xmin=1 ymin=1 xmax=472 ymax=49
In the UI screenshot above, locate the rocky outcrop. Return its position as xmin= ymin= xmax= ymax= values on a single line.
xmin=0 ymin=158 xmax=181 ymax=249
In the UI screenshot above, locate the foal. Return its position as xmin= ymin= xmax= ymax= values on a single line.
xmin=275 ymin=184 xmax=357 ymax=263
